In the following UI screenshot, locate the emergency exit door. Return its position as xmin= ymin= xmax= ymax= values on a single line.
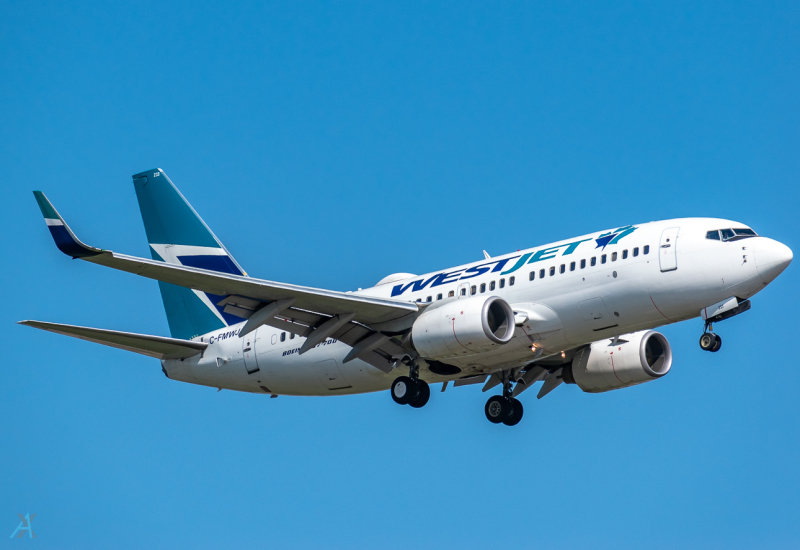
xmin=659 ymin=227 xmax=680 ymax=272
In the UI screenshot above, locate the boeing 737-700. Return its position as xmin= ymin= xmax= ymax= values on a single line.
xmin=21 ymin=169 xmax=793 ymax=426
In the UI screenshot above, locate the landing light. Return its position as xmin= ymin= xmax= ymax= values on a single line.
xmin=561 ymin=351 xmax=566 ymax=358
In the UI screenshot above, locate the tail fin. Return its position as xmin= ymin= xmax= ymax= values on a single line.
xmin=132 ymin=169 xmax=246 ymax=340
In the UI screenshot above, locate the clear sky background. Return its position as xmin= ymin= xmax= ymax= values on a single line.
xmin=1 ymin=1 xmax=798 ymax=548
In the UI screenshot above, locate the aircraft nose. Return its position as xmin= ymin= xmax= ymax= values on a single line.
xmin=754 ymin=238 xmax=793 ymax=284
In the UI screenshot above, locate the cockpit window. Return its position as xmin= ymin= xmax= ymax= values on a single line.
xmin=707 ymin=227 xmax=758 ymax=242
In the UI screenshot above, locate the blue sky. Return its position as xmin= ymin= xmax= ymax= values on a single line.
xmin=2 ymin=1 xmax=799 ymax=548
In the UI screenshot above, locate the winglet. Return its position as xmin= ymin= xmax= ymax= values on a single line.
xmin=33 ymin=191 xmax=102 ymax=258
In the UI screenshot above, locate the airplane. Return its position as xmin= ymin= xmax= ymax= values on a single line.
xmin=21 ymin=168 xmax=793 ymax=426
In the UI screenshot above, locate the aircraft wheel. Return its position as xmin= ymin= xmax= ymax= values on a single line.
xmin=391 ymin=376 xmax=418 ymax=405
xmin=710 ymin=334 xmax=722 ymax=352
xmin=699 ymin=333 xmax=717 ymax=351
xmin=502 ymin=399 xmax=524 ymax=426
xmin=409 ymin=380 xmax=430 ymax=408
xmin=485 ymin=395 xmax=511 ymax=424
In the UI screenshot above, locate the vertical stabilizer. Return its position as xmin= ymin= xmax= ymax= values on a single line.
xmin=132 ymin=169 xmax=246 ymax=339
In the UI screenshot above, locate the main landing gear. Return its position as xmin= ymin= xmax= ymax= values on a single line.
xmin=484 ymin=374 xmax=524 ymax=426
xmin=699 ymin=322 xmax=722 ymax=353
xmin=391 ymin=361 xmax=430 ymax=408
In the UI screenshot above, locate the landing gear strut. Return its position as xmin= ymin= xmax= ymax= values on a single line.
xmin=700 ymin=322 xmax=722 ymax=353
xmin=484 ymin=373 xmax=524 ymax=426
xmin=390 ymin=360 xmax=430 ymax=408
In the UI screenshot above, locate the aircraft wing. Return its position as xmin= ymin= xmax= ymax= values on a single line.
xmin=33 ymin=191 xmax=417 ymax=372
xmin=18 ymin=320 xmax=208 ymax=360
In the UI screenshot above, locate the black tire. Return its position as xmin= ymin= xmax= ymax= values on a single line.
xmin=699 ymin=333 xmax=716 ymax=351
xmin=485 ymin=395 xmax=510 ymax=424
xmin=409 ymin=380 xmax=430 ymax=408
xmin=710 ymin=334 xmax=722 ymax=353
xmin=502 ymin=399 xmax=524 ymax=426
xmin=391 ymin=376 xmax=418 ymax=405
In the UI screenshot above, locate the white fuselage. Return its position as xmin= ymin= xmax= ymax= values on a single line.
xmin=162 ymin=218 xmax=788 ymax=396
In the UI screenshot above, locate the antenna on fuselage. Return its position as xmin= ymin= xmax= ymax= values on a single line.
xmin=483 ymin=250 xmax=491 ymax=259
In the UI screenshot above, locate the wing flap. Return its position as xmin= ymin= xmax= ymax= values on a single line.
xmin=18 ymin=321 xmax=207 ymax=360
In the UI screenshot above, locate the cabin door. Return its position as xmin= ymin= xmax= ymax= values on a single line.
xmin=659 ymin=227 xmax=680 ymax=272
xmin=242 ymin=332 xmax=260 ymax=374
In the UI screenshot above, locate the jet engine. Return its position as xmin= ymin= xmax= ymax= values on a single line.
xmin=411 ymin=296 xmax=516 ymax=360
xmin=562 ymin=330 xmax=672 ymax=393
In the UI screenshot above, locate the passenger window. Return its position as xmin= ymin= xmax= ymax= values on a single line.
xmin=470 ymin=285 xmax=476 ymax=295
xmin=529 ymin=271 xmax=535 ymax=281
xmin=560 ymin=264 xmax=565 ymax=274
xmin=281 ymin=332 xmax=286 ymax=342
xmin=416 ymin=298 xmax=422 ymax=302
xmin=426 ymin=296 xmax=432 ymax=302
xmin=539 ymin=269 xmax=545 ymax=278
xmin=601 ymin=254 xmax=607 ymax=264
xmin=509 ymin=276 xmax=515 ymax=286
xmin=580 ymin=259 xmax=586 ymax=269
xmin=611 ymin=252 xmax=617 ymax=261
xmin=437 ymin=293 xmax=443 ymax=300
xmin=499 ymin=278 xmax=505 ymax=288
xmin=448 ymin=290 xmax=454 ymax=297
xmin=549 ymin=267 xmax=555 ymax=276
xmin=290 ymin=333 xmax=295 ymax=339
xmin=490 ymin=281 xmax=496 ymax=291
xmin=570 ymin=261 xmax=576 ymax=271
xmin=644 ymin=245 xmax=650 ymax=254
xmin=480 ymin=283 xmax=486 ymax=293
xmin=591 ymin=257 xmax=596 ymax=266
xmin=633 ymin=247 xmax=639 ymax=257
xmin=460 ymin=288 xmax=466 ymax=296
xmin=706 ymin=230 xmax=720 ymax=241
xmin=622 ymin=250 xmax=628 ymax=259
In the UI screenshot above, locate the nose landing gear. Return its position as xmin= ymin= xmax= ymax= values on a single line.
xmin=699 ymin=322 xmax=722 ymax=352
xmin=484 ymin=373 xmax=524 ymax=426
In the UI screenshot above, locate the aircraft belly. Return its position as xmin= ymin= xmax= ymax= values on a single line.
xmin=256 ymin=345 xmax=395 ymax=396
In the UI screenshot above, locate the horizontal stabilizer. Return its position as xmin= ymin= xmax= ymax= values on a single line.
xmin=18 ymin=321 xmax=207 ymax=360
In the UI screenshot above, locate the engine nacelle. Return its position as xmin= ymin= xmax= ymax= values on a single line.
xmin=562 ymin=330 xmax=672 ymax=393
xmin=411 ymin=296 xmax=516 ymax=360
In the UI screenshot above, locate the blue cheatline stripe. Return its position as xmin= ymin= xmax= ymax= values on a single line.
xmin=177 ymin=255 xmax=243 ymax=276
xmin=203 ymin=291 xmax=251 ymax=325
xmin=172 ymin=253 xmax=249 ymax=323
xmin=150 ymin=249 xmax=226 ymax=339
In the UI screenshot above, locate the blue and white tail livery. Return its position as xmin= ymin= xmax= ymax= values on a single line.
xmin=133 ymin=169 xmax=248 ymax=340
xmin=22 ymin=168 xmax=793 ymax=426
